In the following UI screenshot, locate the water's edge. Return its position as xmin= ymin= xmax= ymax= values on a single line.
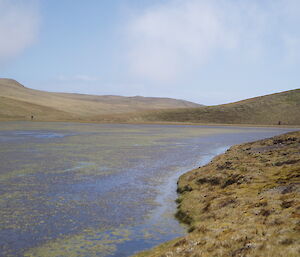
xmin=133 ymin=130 xmax=300 ymax=257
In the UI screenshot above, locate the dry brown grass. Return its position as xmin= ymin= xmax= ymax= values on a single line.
xmin=2 ymin=78 xmax=299 ymax=126
xmin=139 ymin=89 xmax=300 ymax=125
xmin=0 ymin=78 xmax=200 ymax=121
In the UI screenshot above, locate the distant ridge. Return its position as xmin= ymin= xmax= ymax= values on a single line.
xmin=0 ymin=78 xmax=25 ymax=88
xmin=0 ymin=78 xmax=201 ymax=121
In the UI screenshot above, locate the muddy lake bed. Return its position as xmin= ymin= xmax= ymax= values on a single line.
xmin=0 ymin=122 xmax=296 ymax=257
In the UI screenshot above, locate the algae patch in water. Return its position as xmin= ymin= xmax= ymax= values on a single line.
xmin=24 ymin=228 xmax=132 ymax=257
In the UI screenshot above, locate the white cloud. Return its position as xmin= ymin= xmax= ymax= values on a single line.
xmin=125 ymin=0 xmax=300 ymax=82
xmin=0 ymin=0 xmax=39 ymax=64
xmin=126 ymin=0 xmax=236 ymax=82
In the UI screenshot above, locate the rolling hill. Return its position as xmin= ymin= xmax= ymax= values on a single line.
xmin=0 ymin=78 xmax=200 ymax=121
xmin=137 ymin=89 xmax=300 ymax=125
xmin=1 ymin=78 xmax=299 ymax=125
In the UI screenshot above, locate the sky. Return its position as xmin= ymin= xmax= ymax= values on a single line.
xmin=0 ymin=0 xmax=299 ymax=105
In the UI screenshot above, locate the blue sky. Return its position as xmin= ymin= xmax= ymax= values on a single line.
xmin=0 ymin=0 xmax=299 ymax=105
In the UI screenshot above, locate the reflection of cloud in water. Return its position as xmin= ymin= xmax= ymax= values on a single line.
xmin=0 ymin=130 xmax=73 ymax=142
xmin=14 ymin=131 xmax=65 ymax=138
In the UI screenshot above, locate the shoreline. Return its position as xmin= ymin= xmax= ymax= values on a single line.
xmin=133 ymin=130 xmax=300 ymax=257
xmin=1 ymin=119 xmax=300 ymax=129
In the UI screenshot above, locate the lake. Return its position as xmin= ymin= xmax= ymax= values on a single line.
xmin=0 ymin=122 xmax=295 ymax=257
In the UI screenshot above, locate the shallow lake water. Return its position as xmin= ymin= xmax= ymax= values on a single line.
xmin=0 ymin=122 xmax=296 ymax=257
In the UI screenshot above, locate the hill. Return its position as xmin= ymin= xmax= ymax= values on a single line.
xmin=137 ymin=89 xmax=300 ymax=125
xmin=1 ymin=78 xmax=299 ymax=125
xmin=0 ymin=78 xmax=200 ymax=121
xmin=135 ymin=131 xmax=300 ymax=257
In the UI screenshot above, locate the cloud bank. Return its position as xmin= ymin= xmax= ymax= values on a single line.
xmin=126 ymin=0 xmax=300 ymax=82
xmin=0 ymin=0 xmax=39 ymax=64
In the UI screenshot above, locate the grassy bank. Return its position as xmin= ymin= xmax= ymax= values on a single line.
xmin=134 ymin=131 xmax=300 ymax=257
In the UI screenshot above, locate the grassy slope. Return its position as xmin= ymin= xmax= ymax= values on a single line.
xmin=0 ymin=96 xmax=76 ymax=121
xmin=134 ymin=131 xmax=300 ymax=257
xmin=0 ymin=78 xmax=200 ymax=121
xmin=1 ymin=78 xmax=299 ymax=125
xmin=139 ymin=89 xmax=300 ymax=125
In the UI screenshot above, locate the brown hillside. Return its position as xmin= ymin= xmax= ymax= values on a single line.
xmin=139 ymin=89 xmax=300 ymax=125
xmin=1 ymin=78 xmax=299 ymax=125
xmin=0 ymin=79 xmax=200 ymax=121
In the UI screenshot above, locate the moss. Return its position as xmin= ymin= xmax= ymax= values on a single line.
xmin=221 ymin=174 xmax=244 ymax=188
xmin=175 ymin=210 xmax=193 ymax=225
xmin=197 ymin=177 xmax=221 ymax=186
xmin=176 ymin=185 xmax=193 ymax=193
xmin=175 ymin=197 xmax=183 ymax=204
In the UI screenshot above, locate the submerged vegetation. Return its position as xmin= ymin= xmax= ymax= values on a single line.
xmin=2 ymin=122 xmax=255 ymax=256
xmin=134 ymin=131 xmax=300 ymax=257
xmin=0 ymin=122 xmax=297 ymax=256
